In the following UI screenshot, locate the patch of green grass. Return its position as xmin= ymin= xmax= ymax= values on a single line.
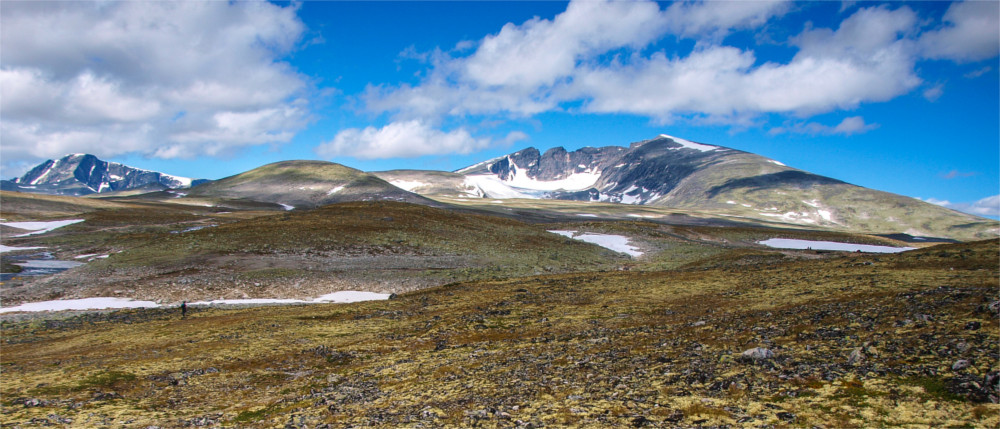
xmin=905 ymin=376 xmax=965 ymax=402
xmin=77 ymin=370 xmax=137 ymax=391
xmin=234 ymin=405 xmax=277 ymax=423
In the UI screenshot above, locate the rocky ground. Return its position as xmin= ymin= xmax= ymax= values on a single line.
xmin=2 ymin=239 xmax=997 ymax=428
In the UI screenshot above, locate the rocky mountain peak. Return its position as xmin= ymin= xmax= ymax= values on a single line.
xmin=3 ymin=154 xmax=205 ymax=196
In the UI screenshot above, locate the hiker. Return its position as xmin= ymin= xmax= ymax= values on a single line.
xmin=181 ymin=301 xmax=187 ymax=318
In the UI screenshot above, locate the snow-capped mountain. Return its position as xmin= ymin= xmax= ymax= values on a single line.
xmin=1 ymin=154 xmax=207 ymax=196
xmin=376 ymin=134 xmax=995 ymax=240
xmin=456 ymin=134 xmax=736 ymax=204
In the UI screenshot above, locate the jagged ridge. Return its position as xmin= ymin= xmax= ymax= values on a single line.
xmin=1 ymin=154 xmax=206 ymax=196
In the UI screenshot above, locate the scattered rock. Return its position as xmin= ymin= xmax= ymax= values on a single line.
xmin=848 ymin=348 xmax=865 ymax=366
xmin=952 ymin=359 xmax=971 ymax=371
xmin=631 ymin=415 xmax=650 ymax=427
xmin=23 ymin=398 xmax=48 ymax=407
xmin=776 ymin=412 xmax=796 ymax=422
xmin=983 ymin=372 xmax=1000 ymax=403
xmin=740 ymin=347 xmax=774 ymax=361
xmin=964 ymin=321 xmax=981 ymax=330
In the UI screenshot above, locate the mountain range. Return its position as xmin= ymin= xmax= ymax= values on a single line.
xmin=1 ymin=153 xmax=207 ymax=196
xmin=3 ymin=135 xmax=996 ymax=240
xmin=376 ymin=135 xmax=996 ymax=240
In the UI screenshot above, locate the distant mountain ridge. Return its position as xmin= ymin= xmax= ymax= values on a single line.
xmin=376 ymin=134 xmax=998 ymax=240
xmin=1 ymin=154 xmax=207 ymax=196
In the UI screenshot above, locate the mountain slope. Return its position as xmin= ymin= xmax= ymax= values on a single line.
xmin=420 ymin=135 xmax=997 ymax=240
xmin=6 ymin=201 xmax=625 ymax=304
xmin=1 ymin=154 xmax=205 ymax=196
xmin=185 ymin=160 xmax=438 ymax=209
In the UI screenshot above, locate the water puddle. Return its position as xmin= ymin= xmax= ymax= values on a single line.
xmin=1 ymin=251 xmax=84 ymax=281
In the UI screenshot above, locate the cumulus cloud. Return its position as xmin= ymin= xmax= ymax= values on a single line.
xmin=922 ymin=195 xmax=1000 ymax=217
xmin=662 ymin=0 xmax=789 ymax=40
xmin=1 ymin=1 xmax=309 ymax=170
xmin=316 ymin=120 xmax=525 ymax=160
xmin=362 ymin=0 xmax=981 ymax=130
xmin=363 ymin=0 xmax=794 ymax=123
xmin=919 ymin=1 xmax=1000 ymax=62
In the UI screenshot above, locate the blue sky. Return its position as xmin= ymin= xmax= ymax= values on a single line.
xmin=1 ymin=1 xmax=998 ymax=217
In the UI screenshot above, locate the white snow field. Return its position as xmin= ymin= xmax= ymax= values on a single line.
xmin=1 ymin=291 xmax=393 ymax=314
xmin=13 ymin=260 xmax=84 ymax=269
xmin=0 ymin=245 xmax=45 ymax=253
xmin=190 ymin=291 xmax=392 ymax=307
xmin=313 ymin=291 xmax=393 ymax=303
xmin=1 ymin=219 xmax=85 ymax=237
xmin=388 ymin=180 xmax=427 ymax=192
xmin=659 ymin=134 xmax=719 ymax=152
xmin=758 ymin=238 xmax=915 ymax=253
xmin=549 ymin=230 xmax=644 ymax=257
xmin=463 ymin=156 xmax=602 ymax=199
xmin=0 ymin=298 xmax=161 ymax=314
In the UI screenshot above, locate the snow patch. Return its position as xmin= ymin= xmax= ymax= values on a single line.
xmin=576 ymin=214 xmax=598 ymax=218
xmin=327 ymin=185 xmax=346 ymax=195
xmin=455 ymin=155 xmax=505 ymax=174
xmin=463 ymin=157 xmax=601 ymax=199
xmin=463 ymin=176 xmax=535 ymax=199
xmin=14 ymin=260 xmax=85 ymax=269
xmin=279 ymin=204 xmax=295 ymax=211
xmin=549 ymin=230 xmax=643 ymax=257
xmin=0 ymin=245 xmax=45 ymax=253
xmin=0 ymin=298 xmax=161 ymax=314
xmin=758 ymin=238 xmax=915 ymax=253
xmin=1 ymin=219 xmax=85 ymax=237
xmin=313 ymin=291 xmax=392 ymax=303
xmin=162 ymin=174 xmax=193 ymax=188
xmin=190 ymin=291 xmax=391 ymax=307
xmin=388 ymin=180 xmax=426 ymax=192
xmin=768 ymin=160 xmax=786 ymax=166
xmin=659 ymin=134 xmax=718 ymax=152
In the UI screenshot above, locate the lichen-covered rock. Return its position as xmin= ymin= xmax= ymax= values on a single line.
xmin=740 ymin=347 xmax=774 ymax=361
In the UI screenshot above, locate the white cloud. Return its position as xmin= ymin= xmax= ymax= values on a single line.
xmin=965 ymin=66 xmax=992 ymax=79
xmin=316 ymin=120 xmax=500 ymax=160
xmin=923 ymin=84 xmax=944 ymax=102
xmin=363 ymin=1 xmax=961 ymax=128
xmin=919 ymin=1 xmax=1000 ymax=62
xmin=364 ymin=0 xmax=793 ymax=123
xmin=662 ymin=0 xmax=789 ymax=40
xmin=770 ymin=116 xmax=878 ymax=136
xmin=572 ymin=7 xmax=921 ymax=121
xmin=0 ymin=1 xmax=309 ymax=169
xmin=831 ymin=116 xmax=879 ymax=135
xmin=921 ymin=195 xmax=1000 ymax=217
xmin=462 ymin=0 xmax=667 ymax=89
